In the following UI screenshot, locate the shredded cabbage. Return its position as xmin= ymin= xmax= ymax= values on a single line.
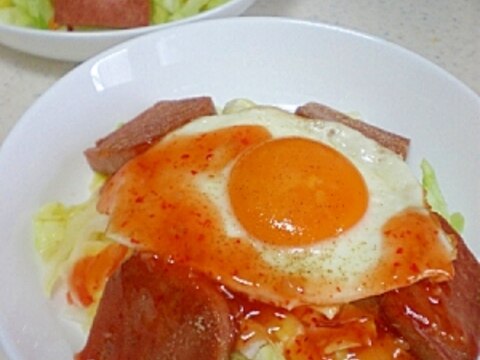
xmin=0 ymin=0 xmax=229 ymax=28
xmin=421 ymin=159 xmax=464 ymax=233
xmin=231 ymin=343 xmax=285 ymax=360
xmin=231 ymin=352 xmax=249 ymax=360
xmin=0 ymin=0 xmax=52 ymax=28
xmin=34 ymin=175 xmax=112 ymax=296
xmin=252 ymin=344 xmax=285 ymax=360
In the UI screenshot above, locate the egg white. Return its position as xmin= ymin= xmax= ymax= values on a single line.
xmin=158 ymin=100 xmax=454 ymax=306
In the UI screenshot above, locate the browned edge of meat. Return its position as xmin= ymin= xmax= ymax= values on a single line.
xmin=379 ymin=214 xmax=480 ymax=360
xmin=295 ymin=102 xmax=410 ymax=159
xmin=75 ymin=252 xmax=235 ymax=360
xmin=84 ymin=96 xmax=216 ymax=175
xmin=54 ymin=0 xmax=150 ymax=29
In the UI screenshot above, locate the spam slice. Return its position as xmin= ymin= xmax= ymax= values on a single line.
xmin=84 ymin=97 xmax=216 ymax=175
xmin=75 ymin=252 xmax=235 ymax=360
xmin=54 ymin=0 xmax=150 ymax=29
xmin=379 ymin=215 xmax=480 ymax=360
xmin=296 ymin=102 xmax=410 ymax=159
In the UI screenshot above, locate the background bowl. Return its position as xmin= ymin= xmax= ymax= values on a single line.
xmin=0 ymin=0 xmax=256 ymax=62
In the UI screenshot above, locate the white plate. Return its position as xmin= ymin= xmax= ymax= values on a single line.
xmin=0 ymin=17 xmax=479 ymax=360
xmin=0 ymin=0 xmax=256 ymax=62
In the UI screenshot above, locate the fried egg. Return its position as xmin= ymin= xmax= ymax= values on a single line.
xmin=98 ymin=100 xmax=455 ymax=309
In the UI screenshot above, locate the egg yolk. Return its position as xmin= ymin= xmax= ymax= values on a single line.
xmin=228 ymin=137 xmax=368 ymax=246
xmin=99 ymin=126 xmax=324 ymax=306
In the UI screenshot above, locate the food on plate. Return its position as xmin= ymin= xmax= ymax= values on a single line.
xmin=54 ymin=0 xmax=150 ymax=29
xmin=85 ymin=97 xmax=216 ymax=175
xmin=34 ymin=97 xmax=480 ymax=360
xmin=76 ymin=252 xmax=235 ymax=360
xmin=96 ymin=99 xmax=456 ymax=308
xmin=0 ymin=0 xmax=229 ymax=30
xmin=295 ymin=102 xmax=410 ymax=159
xmin=379 ymin=216 xmax=480 ymax=360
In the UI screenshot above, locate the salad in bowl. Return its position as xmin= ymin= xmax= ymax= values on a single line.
xmin=0 ymin=0 xmax=256 ymax=61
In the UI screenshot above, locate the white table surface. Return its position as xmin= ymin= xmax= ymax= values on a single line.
xmin=0 ymin=0 xmax=478 ymax=359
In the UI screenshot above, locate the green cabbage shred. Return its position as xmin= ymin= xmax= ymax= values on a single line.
xmin=0 ymin=0 xmax=52 ymax=28
xmin=34 ymin=174 xmax=112 ymax=296
xmin=230 ymin=343 xmax=285 ymax=360
xmin=421 ymin=159 xmax=464 ymax=233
